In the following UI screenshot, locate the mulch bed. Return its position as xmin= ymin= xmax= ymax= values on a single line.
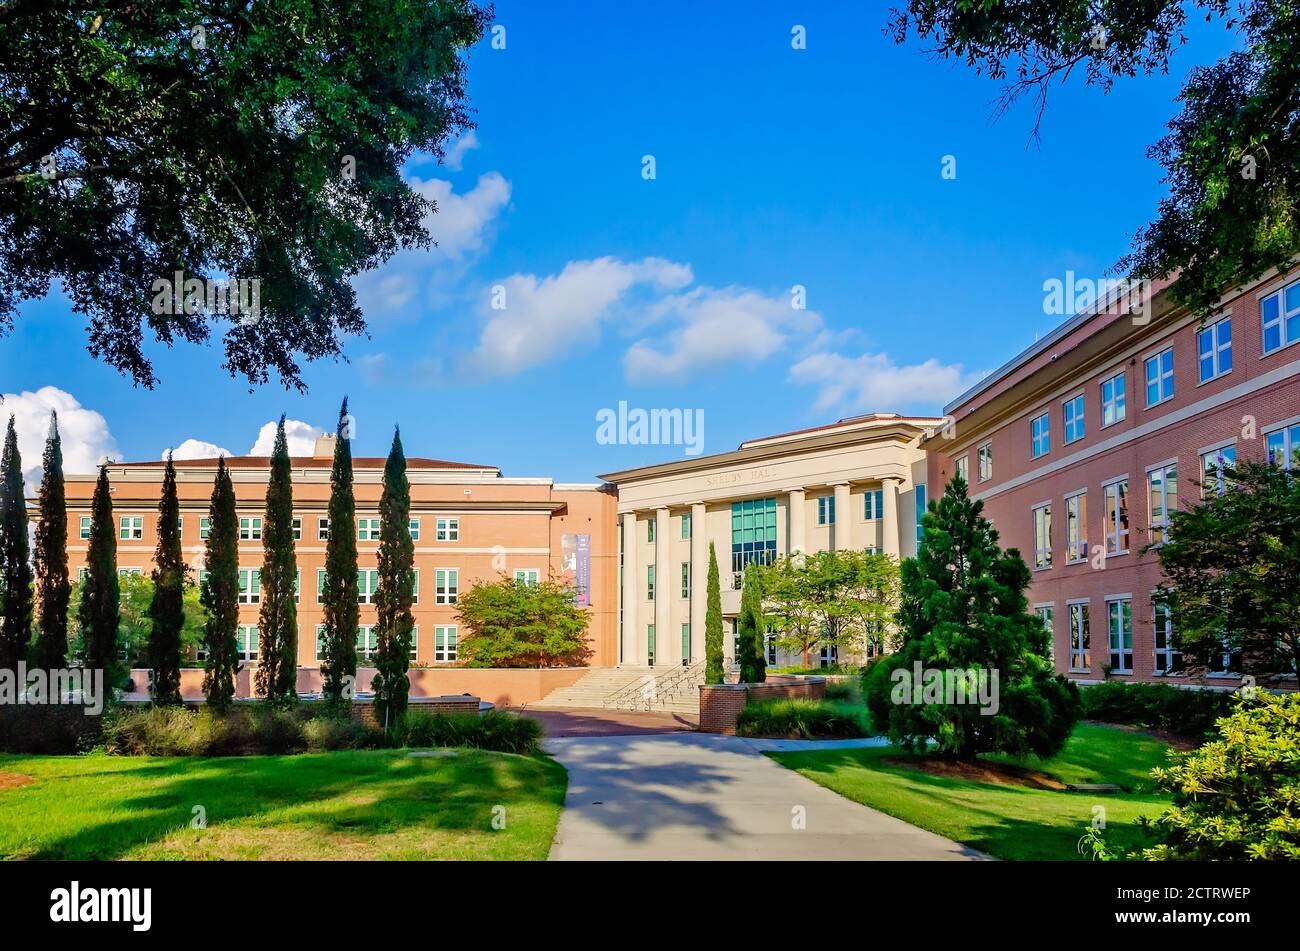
xmin=881 ymin=756 xmax=1067 ymax=790
xmin=1085 ymin=721 xmax=1200 ymax=751
xmin=0 ymin=771 xmax=35 ymax=791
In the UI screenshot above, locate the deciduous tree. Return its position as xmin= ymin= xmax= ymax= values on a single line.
xmin=457 ymin=575 xmax=591 ymax=668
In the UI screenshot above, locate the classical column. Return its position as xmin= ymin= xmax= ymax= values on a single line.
xmin=654 ymin=507 xmax=671 ymax=667
xmin=689 ymin=501 xmax=707 ymax=664
xmin=833 ymin=482 xmax=852 ymax=551
xmin=881 ymin=478 xmax=901 ymax=558
xmin=786 ymin=488 xmax=807 ymax=558
xmin=620 ymin=511 xmax=639 ymax=665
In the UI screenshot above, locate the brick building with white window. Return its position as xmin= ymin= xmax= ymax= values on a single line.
xmin=927 ymin=264 xmax=1300 ymax=686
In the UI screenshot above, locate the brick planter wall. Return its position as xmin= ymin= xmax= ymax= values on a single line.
xmin=698 ymin=676 xmax=827 ymax=735
xmin=350 ymin=695 xmax=482 ymax=727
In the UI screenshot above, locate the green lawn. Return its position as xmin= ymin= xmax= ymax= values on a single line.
xmin=768 ymin=724 xmax=1176 ymax=860
xmin=0 ymin=748 xmax=567 ymax=860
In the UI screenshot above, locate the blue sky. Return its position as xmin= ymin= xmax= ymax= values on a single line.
xmin=0 ymin=1 xmax=1243 ymax=484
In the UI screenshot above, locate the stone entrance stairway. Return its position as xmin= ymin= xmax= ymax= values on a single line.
xmin=529 ymin=662 xmax=705 ymax=716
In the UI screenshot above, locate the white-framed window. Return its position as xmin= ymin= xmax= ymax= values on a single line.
xmin=236 ymin=625 xmax=259 ymax=663
xmin=1197 ymin=317 xmax=1232 ymax=382
xmin=1035 ymin=604 xmax=1055 ymax=665
xmin=317 ymin=568 xmax=327 ymax=603
xmin=435 ymin=517 xmax=459 ymax=541
xmin=1103 ymin=479 xmax=1130 ymax=555
xmin=435 ymin=568 xmax=458 ymax=605
xmin=954 ymin=455 xmax=969 ymax=483
xmin=646 ymin=564 xmax=656 ymax=601
xmin=863 ymin=489 xmax=885 ymax=519
xmin=514 ymin=568 xmax=540 ymax=586
xmin=1065 ymin=491 xmax=1087 ymax=563
xmin=1209 ymin=634 xmax=1242 ymax=675
xmin=1153 ymin=602 xmax=1180 ymax=675
xmin=293 ymin=569 xmax=300 ymax=604
xmin=318 ymin=517 xmax=330 ymax=541
xmin=1260 ymin=277 xmax=1300 ymax=354
xmin=1068 ymin=601 xmax=1090 ymax=671
xmin=238 ymin=568 xmax=261 ymax=604
xmin=647 ymin=519 xmax=655 ymax=543
xmin=434 ymin=625 xmax=458 ymax=662
xmin=314 ymin=624 xmax=327 ymax=662
xmin=1265 ymin=422 xmax=1300 ymax=469
xmin=239 ymin=517 xmax=262 ymax=541
xmin=1148 ymin=463 xmax=1178 ymax=546
xmin=1032 ymin=503 xmax=1052 ymax=569
xmin=817 ymin=495 xmax=835 ymax=525
xmin=1030 ymin=412 xmax=1050 ymax=458
xmin=358 ymin=517 xmax=380 ymax=541
xmin=118 ymin=566 xmax=143 ymax=577
xmin=356 ymin=625 xmax=377 ymax=662
xmin=408 ymin=518 xmax=420 ymax=541
xmin=1106 ymin=597 xmax=1133 ymax=673
xmin=199 ymin=516 xmax=211 ymax=540
xmin=1200 ymin=445 xmax=1236 ymax=496
xmin=408 ymin=625 xmax=419 ymax=662
xmin=915 ymin=483 xmax=927 ymax=545
xmin=681 ymin=512 xmax=692 ymax=540
xmin=1144 ymin=347 xmax=1174 ymax=407
xmin=1063 ymin=394 xmax=1085 ymax=444
xmin=977 ymin=443 xmax=993 ymax=482
xmin=680 ymin=561 xmax=691 ymax=599
xmin=291 ymin=517 xmax=302 ymax=541
xmin=357 ymin=569 xmax=378 ymax=605
xmin=1101 ymin=371 xmax=1126 ymax=426
xmin=119 ymin=516 xmax=143 ymax=540
xmin=79 ymin=516 xmax=91 ymax=539
xmin=78 ymin=566 xmax=89 ymax=582
xmin=412 ymin=569 xmax=420 ymax=605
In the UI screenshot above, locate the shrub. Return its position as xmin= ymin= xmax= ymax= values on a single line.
xmin=1079 ymin=680 xmax=1236 ymax=738
xmin=736 ymin=697 xmax=872 ymax=739
xmin=823 ymin=680 xmax=857 ymax=702
xmin=397 ymin=709 xmax=543 ymax=755
xmin=101 ymin=705 xmax=310 ymax=756
xmin=303 ymin=714 xmax=379 ymax=751
xmin=0 ymin=704 xmax=103 ymax=754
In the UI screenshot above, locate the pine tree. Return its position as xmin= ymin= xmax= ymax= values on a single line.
xmin=320 ymin=398 xmax=359 ymax=702
xmin=201 ymin=457 xmax=240 ymax=711
xmin=147 ymin=452 xmax=184 ymax=704
xmin=736 ymin=562 xmax=767 ymax=683
xmin=704 ymin=542 xmax=724 ymax=684
xmin=372 ymin=428 xmax=415 ymax=728
xmin=255 ymin=416 xmax=299 ymax=704
xmin=32 ymin=412 xmax=69 ymax=670
xmin=0 ymin=415 xmax=33 ymax=671
xmin=79 ymin=466 xmax=120 ymax=684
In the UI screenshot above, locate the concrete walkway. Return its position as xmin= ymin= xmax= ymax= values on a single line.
xmin=545 ymin=733 xmax=987 ymax=861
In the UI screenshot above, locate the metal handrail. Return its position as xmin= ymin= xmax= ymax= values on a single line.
xmin=604 ymin=659 xmax=706 ymax=710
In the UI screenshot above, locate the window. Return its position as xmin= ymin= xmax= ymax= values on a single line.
xmin=78 ymin=567 xmax=89 ymax=582
xmin=514 ymin=568 xmax=540 ymax=586
xmin=316 ymin=568 xmax=327 ymax=603
xmin=358 ymin=517 xmax=380 ymax=541
xmin=198 ymin=516 xmax=211 ymax=540
xmin=1197 ymin=317 xmax=1232 ymax=382
xmin=1036 ymin=605 xmax=1055 ymax=665
xmin=1144 ymin=347 xmax=1174 ymax=406
xmin=1032 ymin=503 xmax=1052 ymax=569
xmin=356 ymin=626 xmax=377 ymax=662
xmin=817 ymin=495 xmax=835 ymax=525
xmin=680 ymin=561 xmax=691 ymax=599
xmin=731 ymin=497 xmax=777 ymax=587
xmin=412 ymin=569 xmax=419 ymax=605
xmin=318 ymin=517 xmax=330 ymax=541
xmin=314 ymin=625 xmax=327 ymax=662
xmin=236 ymin=625 xmax=259 ymax=663
xmin=408 ymin=626 xmax=419 ymax=662
xmin=1069 ymin=602 xmax=1090 ymax=671
xmin=79 ymin=516 xmax=91 ymax=540
xmin=977 ymin=443 xmax=993 ymax=482
xmin=1065 ymin=492 xmax=1087 ymax=563
xmin=1201 ymin=445 xmax=1236 ymax=496
xmin=1148 ymin=463 xmax=1178 ymax=546
xmin=1153 ymin=602 xmax=1180 ymax=675
xmin=954 ymin=455 xmax=969 ymax=483
xmin=1030 ymin=413 xmax=1050 ymax=458
xmin=357 ymin=568 xmax=379 ymax=605
xmin=118 ymin=566 xmax=143 ymax=577
xmin=291 ymin=517 xmax=302 ymax=541
xmin=646 ymin=623 xmax=657 ymax=665
xmin=238 ymin=568 xmax=260 ymax=604
xmin=646 ymin=565 xmax=656 ymax=601
xmin=435 ymin=517 xmax=459 ymax=541
xmin=863 ymin=489 xmax=884 ymax=519
xmin=435 ymin=568 xmax=458 ymax=605
xmin=647 ymin=519 xmax=655 ymax=543
xmin=1103 ymin=479 xmax=1129 ymax=554
xmin=1062 ymin=395 xmax=1085 ymax=444
xmin=434 ymin=625 xmax=458 ymax=662
xmin=1101 ymin=372 xmax=1126 ymax=426
xmin=681 ymin=512 xmax=691 ymax=539
xmin=1107 ymin=598 xmax=1133 ymax=673
xmin=681 ymin=623 xmax=690 ymax=661
xmin=1209 ymin=635 xmax=1242 ymax=675
xmin=293 ymin=569 xmax=300 ymax=604
xmin=239 ymin=517 xmax=262 ymax=541
xmin=408 ymin=518 xmax=420 ymax=541
xmin=765 ymin=632 xmax=777 ymax=665
xmin=915 ymin=483 xmax=927 ymax=544
xmin=1265 ymin=423 xmax=1300 ymax=469
xmin=119 ymin=516 xmax=143 ymax=540
xmin=1260 ymin=278 xmax=1300 ymax=354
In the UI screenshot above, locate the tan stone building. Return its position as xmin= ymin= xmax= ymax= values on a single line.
xmin=599 ymin=414 xmax=942 ymax=669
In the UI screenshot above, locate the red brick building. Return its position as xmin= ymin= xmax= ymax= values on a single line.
xmin=927 ymin=264 xmax=1300 ymax=686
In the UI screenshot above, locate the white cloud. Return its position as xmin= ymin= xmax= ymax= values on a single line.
xmin=249 ymin=419 xmax=325 ymax=457
xmin=441 ymin=130 xmax=479 ymax=171
xmin=0 ymin=386 xmax=118 ymax=492
xmin=788 ymin=351 xmax=979 ymax=414
xmin=624 ymin=286 xmax=821 ymax=383
xmin=464 ymin=256 xmax=694 ymax=377
xmin=417 ymin=171 xmax=511 ymax=260
xmin=165 ymin=439 xmax=231 ymax=461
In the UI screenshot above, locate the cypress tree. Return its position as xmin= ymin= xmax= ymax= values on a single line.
xmin=201 ymin=456 xmax=240 ymax=711
xmin=372 ymin=427 xmax=414 ymax=728
xmin=32 ymin=412 xmax=69 ymax=670
xmin=320 ymin=398 xmax=359 ymax=702
xmin=736 ymin=563 xmax=767 ymax=684
xmin=147 ymin=452 xmax=184 ymax=704
xmin=704 ymin=542 xmax=724 ymax=684
xmin=255 ymin=416 xmax=299 ymax=704
xmin=79 ymin=466 xmax=120 ymax=684
xmin=0 ymin=415 xmax=33 ymax=671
